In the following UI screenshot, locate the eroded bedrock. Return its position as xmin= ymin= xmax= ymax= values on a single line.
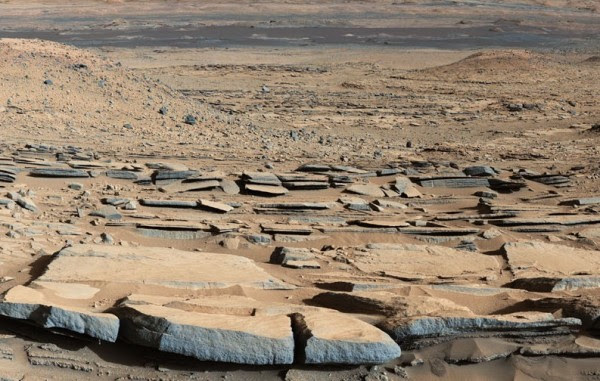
xmin=38 ymin=244 xmax=293 ymax=290
xmin=114 ymin=294 xmax=401 ymax=365
xmin=0 ymin=244 xmax=401 ymax=365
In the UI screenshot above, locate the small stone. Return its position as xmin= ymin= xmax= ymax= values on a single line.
xmin=184 ymin=114 xmax=197 ymax=125
xmin=474 ymin=190 xmax=498 ymax=199
xmin=124 ymin=201 xmax=137 ymax=210
xmin=101 ymin=233 xmax=114 ymax=245
xmin=68 ymin=183 xmax=83 ymax=191
xmin=394 ymin=365 xmax=409 ymax=378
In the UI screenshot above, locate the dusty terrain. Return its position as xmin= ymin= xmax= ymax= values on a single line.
xmin=0 ymin=1 xmax=599 ymax=380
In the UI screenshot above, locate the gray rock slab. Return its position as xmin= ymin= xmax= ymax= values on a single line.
xmin=153 ymin=170 xmax=198 ymax=182
xmin=270 ymin=247 xmax=315 ymax=264
xmin=463 ymin=166 xmax=497 ymax=177
xmin=345 ymin=184 xmax=385 ymax=198
xmin=219 ymin=179 xmax=240 ymax=195
xmin=282 ymin=181 xmax=329 ymax=190
xmin=506 ymin=276 xmax=600 ymax=292
xmin=243 ymin=171 xmax=282 ymax=186
xmin=258 ymin=202 xmax=331 ymax=210
xmin=89 ymin=206 xmax=122 ymax=220
xmin=245 ymin=184 xmax=289 ymax=196
xmin=197 ymin=199 xmax=234 ymax=213
xmin=0 ymin=286 xmax=119 ymax=342
xmin=292 ymin=311 xmax=401 ymax=364
xmin=261 ymin=224 xmax=313 ymax=235
xmin=560 ymin=197 xmax=600 ymax=206
xmin=106 ymin=170 xmax=139 ymax=180
xmin=379 ymin=313 xmax=581 ymax=343
xmin=116 ymin=304 xmax=295 ymax=364
xmin=140 ymin=199 xmax=197 ymax=208
xmin=29 ymin=168 xmax=89 ymax=178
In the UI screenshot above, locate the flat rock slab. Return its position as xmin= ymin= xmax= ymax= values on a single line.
xmin=270 ymin=247 xmax=315 ymax=264
xmin=258 ymin=202 xmax=331 ymax=210
xmin=261 ymin=223 xmax=313 ymax=235
xmin=491 ymin=216 xmax=600 ymax=226
xmin=243 ymin=171 xmax=282 ymax=186
xmin=8 ymin=193 xmax=38 ymax=212
xmin=245 ymin=184 xmax=289 ymax=196
xmin=397 ymin=227 xmax=480 ymax=235
xmin=463 ymin=166 xmax=497 ymax=177
xmin=277 ymin=173 xmax=329 ymax=182
xmin=502 ymin=241 xmax=600 ymax=277
xmin=105 ymin=170 xmax=139 ymax=180
xmin=29 ymin=168 xmax=89 ymax=178
xmin=374 ymin=199 xmax=407 ymax=209
xmin=560 ymin=197 xmax=600 ymax=206
xmin=283 ymin=260 xmax=321 ymax=269
xmin=283 ymin=181 xmax=329 ymax=190
xmin=153 ymin=170 xmax=198 ymax=182
xmin=339 ymin=196 xmax=370 ymax=211
xmin=89 ymin=205 xmax=122 ymax=220
xmin=116 ymin=303 xmax=295 ymax=364
xmin=140 ymin=199 xmax=197 ymax=208
xmin=346 ymin=184 xmax=385 ymax=198
xmin=292 ymin=311 xmax=401 ymax=364
xmin=356 ymin=243 xmax=499 ymax=280
xmin=356 ymin=220 xmax=410 ymax=228
xmin=118 ymin=294 xmax=399 ymax=365
xmin=393 ymin=177 xmax=422 ymax=198
xmin=219 ymin=179 xmax=240 ymax=195
xmin=38 ymin=244 xmax=292 ymax=290
xmin=311 ymin=291 xmax=471 ymax=317
xmin=506 ymin=276 xmax=600 ymax=292
xmin=416 ymin=176 xmax=491 ymax=188
xmin=379 ymin=312 xmax=581 ymax=344
xmin=0 ymin=285 xmax=119 ymax=342
xmin=159 ymin=180 xmax=220 ymax=193
xmin=197 ymin=199 xmax=234 ymax=213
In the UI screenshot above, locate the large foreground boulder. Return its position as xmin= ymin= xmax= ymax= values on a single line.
xmin=292 ymin=311 xmax=401 ymax=364
xmin=115 ymin=303 xmax=295 ymax=365
xmin=116 ymin=294 xmax=401 ymax=365
xmin=379 ymin=312 xmax=581 ymax=345
xmin=0 ymin=286 xmax=119 ymax=342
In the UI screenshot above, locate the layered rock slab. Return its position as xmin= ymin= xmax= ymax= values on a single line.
xmin=115 ymin=304 xmax=295 ymax=365
xmin=0 ymin=286 xmax=119 ymax=342
xmin=355 ymin=243 xmax=499 ymax=280
xmin=502 ymin=241 xmax=600 ymax=277
xmin=117 ymin=294 xmax=401 ymax=365
xmin=292 ymin=311 xmax=401 ymax=364
xmin=380 ymin=312 xmax=581 ymax=344
xmin=38 ymin=244 xmax=292 ymax=290
xmin=311 ymin=291 xmax=581 ymax=349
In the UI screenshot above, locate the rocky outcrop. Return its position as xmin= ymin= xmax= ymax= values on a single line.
xmin=115 ymin=303 xmax=295 ymax=365
xmin=0 ymin=286 xmax=119 ymax=342
xmin=379 ymin=312 xmax=581 ymax=346
xmin=291 ymin=311 xmax=401 ymax=364
xmin=38 ymin=244 xmax=292 ymax=290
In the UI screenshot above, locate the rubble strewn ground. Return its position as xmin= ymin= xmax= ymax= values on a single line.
xmin=0 ymin=0 xmax=599 ymax=379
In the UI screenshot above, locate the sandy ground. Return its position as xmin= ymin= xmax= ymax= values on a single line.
xmin=0 ymin=0 xmax=599 ymax=380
